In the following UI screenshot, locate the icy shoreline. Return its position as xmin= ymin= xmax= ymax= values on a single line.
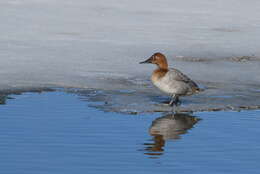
xmin=1 ymin=77 xmax=260 ymax=114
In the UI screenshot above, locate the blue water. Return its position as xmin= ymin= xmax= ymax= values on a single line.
xmin=0 ymin=91 xmax=260 ymax=174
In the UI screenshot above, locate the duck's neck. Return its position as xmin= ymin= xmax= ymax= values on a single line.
xmin=152 ymin=67 xmax=169 ymax=80
xmin=157 ymin=61 xmax=168 ymax=70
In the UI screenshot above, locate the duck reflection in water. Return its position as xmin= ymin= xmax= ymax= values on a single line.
xmin=144 ymin=113 xmax=201 ymax=158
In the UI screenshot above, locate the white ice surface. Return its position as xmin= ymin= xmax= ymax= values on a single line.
xmin=1 ymin=0 xmax=260 ymax=91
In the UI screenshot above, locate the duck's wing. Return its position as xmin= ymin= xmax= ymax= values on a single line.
xmin=169 ymin=68 xmax=200 ymax=91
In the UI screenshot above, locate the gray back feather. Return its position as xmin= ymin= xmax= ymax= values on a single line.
xmin=169 ymin=68 xmax=199 ymax=90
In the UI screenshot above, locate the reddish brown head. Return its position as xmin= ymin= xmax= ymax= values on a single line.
xmin=140 ymin=52 xmax=168 ymax=70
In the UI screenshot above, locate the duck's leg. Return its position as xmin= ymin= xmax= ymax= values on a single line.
xmin=169 ymin=95 xmax=181 ymax=113
xmin=169 ymin=94 xmax=177 ymax=107
xmin=169 ymin=94 xmax=180 ymax=106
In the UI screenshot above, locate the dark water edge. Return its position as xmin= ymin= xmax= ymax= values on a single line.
xmin=0 ymin=90 xmax=260 ymax=174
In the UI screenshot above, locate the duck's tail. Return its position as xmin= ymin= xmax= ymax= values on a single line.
xmin=191 ymin=82 xmax=205 ymax=94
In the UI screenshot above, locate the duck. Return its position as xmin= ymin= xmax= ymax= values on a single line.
xmin=140 ymin=52 xmax=200 ymax=106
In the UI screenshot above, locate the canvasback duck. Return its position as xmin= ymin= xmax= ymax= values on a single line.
xmin=140 ymin=52 xmax=200 ymax=106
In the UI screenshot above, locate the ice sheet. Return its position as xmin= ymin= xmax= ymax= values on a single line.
xmin=1 ymin=0 xmax=260 ymax=112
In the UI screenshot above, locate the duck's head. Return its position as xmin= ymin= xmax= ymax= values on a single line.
xmin=140 ymin=52 xmax=168 ymax=69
